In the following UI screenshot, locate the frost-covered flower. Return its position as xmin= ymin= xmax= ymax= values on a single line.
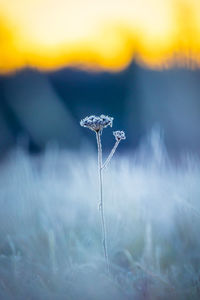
xmin=79 ymin=114 xmax=125 ymax=272
xmin=80 ymin=115 xmax=113 ymax=132
xmin=113 ymin=130 xmax=126 ymax=141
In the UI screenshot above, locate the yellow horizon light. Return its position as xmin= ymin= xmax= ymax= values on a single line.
xmin=0 ymin=0 xmax=200 ymax=73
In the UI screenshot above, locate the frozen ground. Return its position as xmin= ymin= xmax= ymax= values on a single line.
xmin=0 ymin=130 xmax=200 ymax=299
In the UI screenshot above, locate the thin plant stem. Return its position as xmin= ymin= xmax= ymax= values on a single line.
xmin=96 ymin=131 xmax=109 ymax=272
xmin=102 ymin=140 xmax=120 ymax=170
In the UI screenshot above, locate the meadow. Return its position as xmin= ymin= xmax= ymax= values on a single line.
xmin=0 ymin=129 xmax=200 ymax=299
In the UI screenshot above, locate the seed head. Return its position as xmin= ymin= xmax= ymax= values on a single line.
xmin=113 ymin=130 xmax=126 ymax=141
xmin=80 ymin=115 xmax=113 ymax=132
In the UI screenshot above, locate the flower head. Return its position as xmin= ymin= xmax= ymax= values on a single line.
xmin=113 ymin=130 xmax=126 ymax=141
xmin=80 ymin=115 xmax=113 ymax=132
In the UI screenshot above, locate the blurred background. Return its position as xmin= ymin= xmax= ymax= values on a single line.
xmin=0 ymin=0 xmax=200 ymax=156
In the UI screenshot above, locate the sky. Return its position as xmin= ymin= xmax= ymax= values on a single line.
xmin=0 ymin=0 xmax=200 ymax=73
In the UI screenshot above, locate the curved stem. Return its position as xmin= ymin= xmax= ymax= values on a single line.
xmin=96 ymin=131 xmax=109 ymax=272
xmin=102 ymin=140 xmax=120 ymax=170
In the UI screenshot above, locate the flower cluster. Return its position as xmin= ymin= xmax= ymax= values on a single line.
xmin=80 ymin=115 xmax=113 ymax=132
xmin=113 ymin=130 xmax=126 ymax=141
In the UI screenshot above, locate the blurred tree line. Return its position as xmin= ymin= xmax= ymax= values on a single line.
xmin=0 ymin=62 xmax=200 ymax=156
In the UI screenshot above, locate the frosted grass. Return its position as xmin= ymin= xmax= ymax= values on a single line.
xmin=0 ymin=131 xmax=200 ymax=299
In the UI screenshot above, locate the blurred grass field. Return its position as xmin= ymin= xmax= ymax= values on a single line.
xmin=0 ymin=129 xmax=200 ymax=299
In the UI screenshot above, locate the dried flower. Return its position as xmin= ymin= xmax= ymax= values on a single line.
xmin=80 ymin=114 xmax=126 ymax=273
xmin=113 ymin=130 xmax=126 ymax=141
xmin=80 ymin=115 xmax=113 ymax=132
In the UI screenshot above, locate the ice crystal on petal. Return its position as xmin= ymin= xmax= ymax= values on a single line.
xmin=80 ymin=115 xmax=113 ymax=132
xmin=113 ymin=130 xmax=126 ymax=141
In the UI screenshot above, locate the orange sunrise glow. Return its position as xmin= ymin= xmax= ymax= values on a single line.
xmin=0 ymin=0 xmax=200 ymax=73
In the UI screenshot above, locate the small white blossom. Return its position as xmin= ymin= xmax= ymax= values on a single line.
xmin=80 ymin=115 xmax=113 ymax=132
xmin=113 ymin=130 xmax=126 ymax=141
